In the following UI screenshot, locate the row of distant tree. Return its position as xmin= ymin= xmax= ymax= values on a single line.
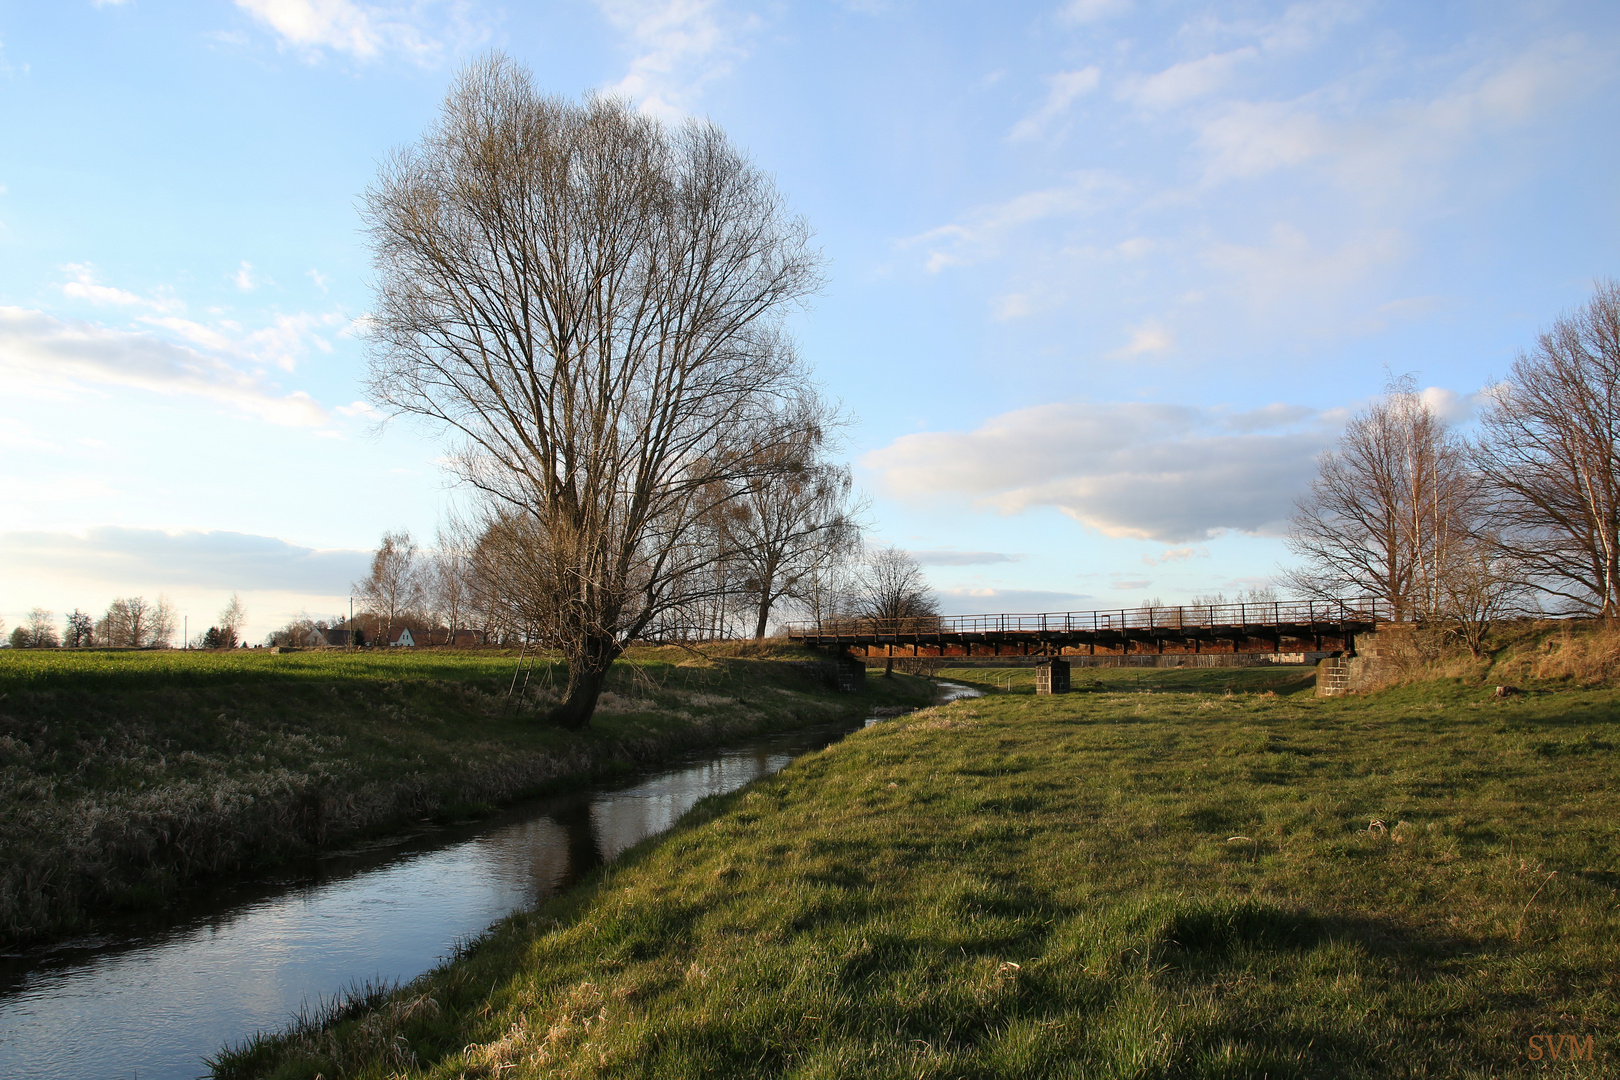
xmin=2 ymin=595 xmax=249 ymax=650
xmin=1284 ymin=280 xmax=1620 ymax=654
xmin=334 ymin=519 xmax=936 ymax=654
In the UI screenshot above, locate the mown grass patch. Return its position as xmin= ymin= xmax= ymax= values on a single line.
xmin=0 ymin=645 xmax=932 ymax=946
xmin=216 ymin=666 xmax=1618 ymax=1078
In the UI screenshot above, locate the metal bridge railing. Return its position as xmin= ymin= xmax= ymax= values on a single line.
xmin=783 ymin=598 xmax=1386 ymax=639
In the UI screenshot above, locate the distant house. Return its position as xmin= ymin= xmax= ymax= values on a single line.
xmin=449 ymin=629 xmax=486 ymax=647
xmin=389 ymin=627 xmax=416 ymax=647
xmin=322 ymin=627 xmax=355 ymax=647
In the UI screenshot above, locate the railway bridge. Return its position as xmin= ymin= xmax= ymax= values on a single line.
xmin=784 ymin=598 xmax=1386 ymax=661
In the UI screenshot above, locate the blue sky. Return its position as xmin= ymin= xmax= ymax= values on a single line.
xmin=2 ymin=0 xmax=1616 ymax=641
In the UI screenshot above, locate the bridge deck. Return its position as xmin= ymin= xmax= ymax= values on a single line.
xmin=785 ymin=599 xmax=1386 ymax=657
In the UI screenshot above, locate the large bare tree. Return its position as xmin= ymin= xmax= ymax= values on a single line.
xmin=1474 ymin=280 xmax=1620 ymax=616
xmin=1284 ymin=379 xmax=1475 ymax=621
xmin=363 ymin=57 xmax=822 ymax=727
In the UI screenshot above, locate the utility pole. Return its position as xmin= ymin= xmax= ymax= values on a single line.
xmin=184 ymin=615 xmax=188 ymax=649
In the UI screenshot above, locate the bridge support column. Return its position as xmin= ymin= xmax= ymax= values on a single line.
xmin=1036 ymin=657 xmax=1070 ymax=694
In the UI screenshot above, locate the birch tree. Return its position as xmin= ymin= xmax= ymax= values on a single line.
xmin=1474 ymin=280 xmax=1620 ymax=616
xmin=722 ymin=394 xmax=861 ymax=638
xmin=1284 ymin=379 xmax=1475 ymax=621
xmin=355 ymin=530 xmax=424 ymax=645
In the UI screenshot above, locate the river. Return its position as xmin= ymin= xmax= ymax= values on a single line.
xmin=0 ymin=681 xmax=982 ymax=1080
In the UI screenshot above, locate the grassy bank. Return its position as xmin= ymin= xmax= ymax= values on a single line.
xmin=218 ymin=657 xmax=1618 ymax=1078
xmin=0 ymin=645 xmax=933 ymax=948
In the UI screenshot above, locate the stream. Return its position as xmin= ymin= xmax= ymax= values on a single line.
xmin=0 ymin=681 xmax=982 ymax=1080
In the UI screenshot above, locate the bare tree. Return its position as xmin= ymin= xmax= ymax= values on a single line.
xmin=792 ymin=542 xmax=860 ymax=626
xmin=355 ymin=529 xmax=424 ymax=645
xmin=362 ymin=57 xmax=823 ymax=727
xmin=1284 ymin=379 xmax=1475 ymax=621
xmin=64 ymin=609 xmax=94 ymax=648
xmin=854 ymin=546 xmax=938 ymax=625
xmin=99 ymin=596 xmax=175 ymax=647
xmin=1437 ymin=532 xmax=1533 ymax=657
xmin=722 ymin=394 xmax=861 ymax=638
xmin=268 ymin=613 xmax=329 ymax=648
xmin=430 ymin=527 xmax=476 ymax=644
xmin=21 ymin=609 xmax=59 ymax=648
xmin=852 ymin=546 xmax=938 ymax=676
xmin=217 ymin=594 xmax=246 ymax=649
xmin=1474 ymin=280 xmax=1620 ymax=616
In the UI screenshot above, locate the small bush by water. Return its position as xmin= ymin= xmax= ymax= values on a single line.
xmin=213 ymin=655 xmax=1619 ymax=1078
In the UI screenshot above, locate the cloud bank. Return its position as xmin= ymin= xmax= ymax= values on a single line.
xmin=864 ymin=400 xmax=1343 ymax=544
xmin=0 ymin=527 xmax=370 ymax=595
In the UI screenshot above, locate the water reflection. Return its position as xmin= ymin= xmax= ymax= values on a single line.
xmin=0 ymin=724 xmax=855 ymax=1080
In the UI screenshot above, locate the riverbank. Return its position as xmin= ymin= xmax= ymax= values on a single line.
xmin=219 ymin=664 xmax=1617 ymax=1078
xmin=0 ymin=645 xmax=933 ymax=948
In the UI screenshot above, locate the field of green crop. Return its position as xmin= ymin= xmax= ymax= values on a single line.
xmin=0 ymin=644 xmax=933 ymax=946
xmin=217 ymin=643 xmax=1618 ymax=1079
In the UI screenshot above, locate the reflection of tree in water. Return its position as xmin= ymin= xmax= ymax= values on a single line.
xmin=473 ymin=816 xmax=574 ymax=909
xmin=587 ymin=752 xmax=785 ymax=863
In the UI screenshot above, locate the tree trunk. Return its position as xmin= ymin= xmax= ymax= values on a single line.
xmin=548 ymin=633 xmax=620 ymax=730
xmin=753 ymin=597 xmax=772 ymax=640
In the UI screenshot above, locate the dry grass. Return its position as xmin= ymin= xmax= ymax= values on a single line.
xmin=1528 ymin=620 xmax=1620 ymax=684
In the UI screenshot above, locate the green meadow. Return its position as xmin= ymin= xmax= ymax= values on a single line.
xmin=0 ymin=645 xmax=932 ymax=946
xmin=218 ymin=637 xmax=1618 ymax=1079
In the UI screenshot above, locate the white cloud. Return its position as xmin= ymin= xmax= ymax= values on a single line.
xmin=0 ymin=306 xmax=328 ymax=426
xmin=1008 ymin=66 xmax=1101 ymax=141
xmin=595 ymin=0 xmax=753 ymax=117
xmin=232 ymin=260 xmax=262 ymax=291
xmin=909 ymin=550 xmax=1022 ymax=567
xmin=1202 ymin=223 xmax=1408 ymax=316
xmin=1142 ymin=545 xmax=1210 ymax=566
xmin=1124 ymin=48 xmax=1256 ymax=110
xmin=139 ymin=309 xmax=343 ymax=372
xmin=1259 ymin=0 xmax=1366 ymax=54
xmin=307 ymin=268 xmax=330 ymax=292
xmin=1057 ymin=0 xmax=1131 ymax=25
xmin=863 ymin=399 xmax=1342 ymax=543
xmin=59 ymin=264 xmax=181 ymax=312
xmin=1113 ymin=319 xmax=1175 ymax=358
xmin=992 ymin=293 xmax=1034 ymax=320
xmin=902 ymin=170 xmax=1126 ymax=272
xmin=1196 ymin=35 xmax=1604 ymax=189
xmin=1418 ymin=386 xmax=1481 ymax=425
xmin=1196 ymin=100 xmax=1328 ymax=180
xmin=234 ymin=0 xmax=460 ymax=63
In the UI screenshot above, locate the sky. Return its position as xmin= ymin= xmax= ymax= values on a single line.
xmin=1 ymin=0 xmax=1617 ymax=643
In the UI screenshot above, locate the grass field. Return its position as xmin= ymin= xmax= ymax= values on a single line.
xmin=216 ymin=639 xmax=1618 ymax=1079
xmin=0 ymin=645 xmax=933 ymax=947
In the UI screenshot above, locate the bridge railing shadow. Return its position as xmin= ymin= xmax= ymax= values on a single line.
xmin=785 ymin=598 xmax=1388 ymax=639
